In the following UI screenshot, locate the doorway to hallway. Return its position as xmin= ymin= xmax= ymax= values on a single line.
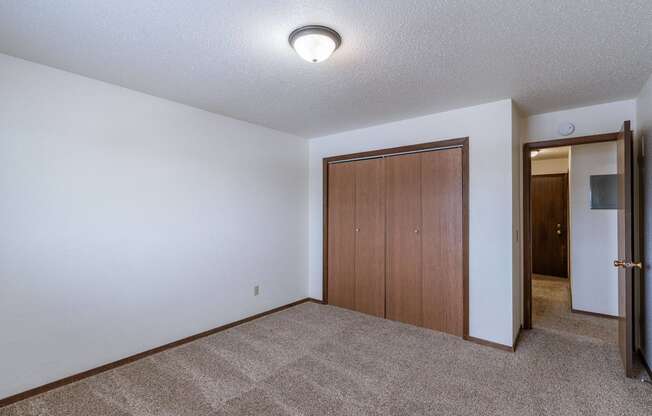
xmin=523 ymin=123 xmax=639 ymax=377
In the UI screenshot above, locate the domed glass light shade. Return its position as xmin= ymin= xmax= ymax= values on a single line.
xmin=289 ymin=25 xmax=342 ymax=63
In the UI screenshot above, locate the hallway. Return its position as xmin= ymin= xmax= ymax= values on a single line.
xmin=532 ymin=275 xmax=617 ymax=344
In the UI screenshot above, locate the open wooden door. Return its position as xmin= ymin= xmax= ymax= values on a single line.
xmin=614 ymin=120 xmax=638 ymax=378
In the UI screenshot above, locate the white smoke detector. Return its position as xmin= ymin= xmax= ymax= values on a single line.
xmin=558 ymin=122 xmax=575 ymax=136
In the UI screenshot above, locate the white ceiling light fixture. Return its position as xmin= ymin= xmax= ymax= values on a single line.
xmin=530 ymin=150 xmax=540 ymax=158
xmin=289 ymin=25 xmax=341 ymax=63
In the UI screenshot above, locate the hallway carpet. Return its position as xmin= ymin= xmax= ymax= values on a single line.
xmin=532 ymin=275 xmax=618 ymax=344
xmin=2 ymin=300 xmax=651 ymax=415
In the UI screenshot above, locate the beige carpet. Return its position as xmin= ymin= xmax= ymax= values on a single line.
xmin=532 ymin=275 xmax=618 ymax=344
xmin=2 ymin=299 xmax=651 ymax=415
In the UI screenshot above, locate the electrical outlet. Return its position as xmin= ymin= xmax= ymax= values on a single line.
xmin=254 ymin=285 xmax=260 ymax=296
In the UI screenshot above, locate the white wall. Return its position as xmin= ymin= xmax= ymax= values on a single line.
xmin=636 ymin=73 xmax=652 ymax=364
xmin=0 ymin=54 xmax=308 ymax=399
xmin=309 ymin=100 xmax=517 ymax=347
xmin=569 ymin=142 xmax=618 ymax=316
xmin=531 ymin=158 xmax=569 ymax=175
xmin=526 ymin=100 xmax=637 ymax=142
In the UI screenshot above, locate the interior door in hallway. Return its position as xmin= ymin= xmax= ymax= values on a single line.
xmin=531 ymin=173 xmax=568 ymax=277
xmin=386 ymin=153 xmax=422 ymax=326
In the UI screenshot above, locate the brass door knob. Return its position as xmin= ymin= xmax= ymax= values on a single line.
xmin=614 ymin=260 xmax=643 ymax=269
xmin=629 ymin=262 xmax=643 ymax=269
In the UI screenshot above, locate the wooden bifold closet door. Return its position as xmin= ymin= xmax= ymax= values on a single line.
xmin=327 ymin=158 xmax=385 ymax=317
xmin=385 ymin=148 xmax=463 ymax=335
xmin=327 ymin=145 xmax=464 ymax=337
xmin=385 ymin=153 xmax=422 ymax=326
xmin=419 ymin=149 xmax=464 ymax=335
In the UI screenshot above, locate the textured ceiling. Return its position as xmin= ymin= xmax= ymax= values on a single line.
xmin=1 ymin=1 xmax=651 ymax=138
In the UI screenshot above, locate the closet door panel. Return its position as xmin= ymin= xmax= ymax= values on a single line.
xmin=328 ymin=162 xmax=356 ymax=309
xmin=421 ymin=148 xmax=464 ymax=336
xmin=354 ymin=158 xmax=386 ymax=317
xmin=386 ymin=153 xmax=422 ymax=326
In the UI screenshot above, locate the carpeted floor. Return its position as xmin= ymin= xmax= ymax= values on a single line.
xmin=2 ymin=295 xmax=651 ymax=415
xmin=532 ymin=275 xmax=618 ymax=344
